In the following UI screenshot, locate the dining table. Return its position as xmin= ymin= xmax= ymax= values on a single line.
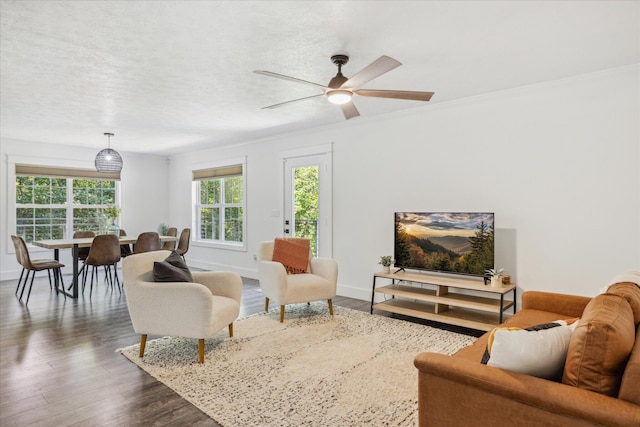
xmin=32 ymin=234 xmax=178 ymax=299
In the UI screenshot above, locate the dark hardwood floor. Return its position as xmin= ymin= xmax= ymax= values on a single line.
xmin=0 ymin=268 xmax=367 ymax=426
xmin=1 ymin=268 xmax=481 ymax=426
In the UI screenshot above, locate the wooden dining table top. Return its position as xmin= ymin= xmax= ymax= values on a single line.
xmin=32 ymin=234 xmax=177 ymax=249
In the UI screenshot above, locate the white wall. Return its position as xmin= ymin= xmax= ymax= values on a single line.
xmin=0 ymin=139 xmax=169 ymax=279
xmin=169 ymin=65 xmax=639 ymax=300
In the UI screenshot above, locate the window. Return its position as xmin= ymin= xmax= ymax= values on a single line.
xmin=193 ymin=162 xmax=245 ymax=248
xmin=72 ymin=179 xmax=117 ymax=233
xmin=16 ymin=176 xmax=67 ymax=243
xmin=15 ymin=165 xmax=120 ymax=243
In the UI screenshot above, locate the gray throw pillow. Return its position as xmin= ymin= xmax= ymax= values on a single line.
xmin=153 ymin=251 xmax=193 ymax=282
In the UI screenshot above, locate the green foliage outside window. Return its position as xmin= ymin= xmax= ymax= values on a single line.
xmin=200 ymin=207 xmax=220 ymax=240
xmin=16 ymin=176 xmax=67 ymax=204
xmin=197 ymin=175 xmax=243 ymax=244
xmin=73 ymin=208 xmax=102 ymax=234
xmin=293 ymin=166 xmax=319 ymax=256
xmin=224 ymin=206 xmax=243 ymax=242
xmin=15 ymin=176 xmax=118 ymax=243
xmin=73 ymin=179 xmax=116 ymax=205
xmin=16 ymin=207 xmax=66 ymax=242
xmin=200 ymin=180 xmax=220 ymax=205
xmin=224 ymin=177 xmax=243 ymax=204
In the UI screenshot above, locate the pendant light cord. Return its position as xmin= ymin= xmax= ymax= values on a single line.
xmin=104 ymin=132 xmax=114 ymax=149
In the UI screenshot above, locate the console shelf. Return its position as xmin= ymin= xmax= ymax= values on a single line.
xmin=371 ymin=271 xmax=517 ymax=331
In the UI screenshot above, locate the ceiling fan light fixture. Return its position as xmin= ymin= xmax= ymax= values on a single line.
xmin=326 ymin=89 xmax=352 ymax=105
xmin=95 ymin=132 xmax=123 ymax=172
xmin=255 ymin=54 xmax=433 ymax=120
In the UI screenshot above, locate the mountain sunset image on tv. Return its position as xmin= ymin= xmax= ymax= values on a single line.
xmin=394 ymin=212 xmax=495 ymax=277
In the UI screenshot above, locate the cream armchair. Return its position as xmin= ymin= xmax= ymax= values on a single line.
xmin=257 ymin=240 xmax=338 ymax=323
xmin=122 ymin=250 xmax=242 ymax=363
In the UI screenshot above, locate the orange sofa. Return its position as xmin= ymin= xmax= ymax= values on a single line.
xmin=414 ymin=282 xmax=640 ymax=427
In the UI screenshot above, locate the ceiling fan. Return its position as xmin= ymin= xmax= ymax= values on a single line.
xmin=254 ymin=55 xmax=434 ymax=120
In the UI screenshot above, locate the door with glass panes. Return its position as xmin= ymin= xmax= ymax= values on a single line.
xmin=283 ymin=153 xmax=331 ymax=258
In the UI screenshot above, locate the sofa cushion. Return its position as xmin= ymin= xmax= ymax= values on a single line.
xmin=153 ymin=251 xmax=193 ymax=282
xmin=606 ymin=282 xmax=640 ymax=326
xmin=481 ymin=320 xmax=573 ymax=380
xmin=272 ymin=238 xmax=310 ymax=274
xmin=618 ymin=325 xmax=640 ymax=405
xmin=562 ymin=293 xmax=635 ymax=396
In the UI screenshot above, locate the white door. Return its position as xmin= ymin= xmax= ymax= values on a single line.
xmin=283 ymin=152 xmax=332 ymax=258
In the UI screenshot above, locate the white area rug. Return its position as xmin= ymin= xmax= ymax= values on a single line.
xmin=118 ymin=303 xmax=476 ymax=426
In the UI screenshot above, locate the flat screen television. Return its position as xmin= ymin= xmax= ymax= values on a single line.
xmin=394 ymin=212 xmax=494 ymax=277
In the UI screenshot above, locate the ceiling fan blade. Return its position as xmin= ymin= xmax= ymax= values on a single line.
xmin=340 ymin=101 xmax=360 ymax=120
xmin=254 ymin=70 xmax=327 ymax=89
xmin=341 ymin=56 xmax=402 ymax=89
xmin=354 ymin=89 xmax=434 ymax=102
xmin=262 ymin=93 xmax=324 ymax=109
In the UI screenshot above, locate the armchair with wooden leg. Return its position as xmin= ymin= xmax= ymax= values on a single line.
xmin=122 ymin=250 xmax=242 ymax=364
xmin=257 ymin=238 xmax=338 ymax=323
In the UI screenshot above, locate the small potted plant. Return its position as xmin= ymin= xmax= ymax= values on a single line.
xmin=103 ymin=205 xmax=122 ymax=235
xmin=379 ymin=256 xmax=394 ymax=274
xmin=158 ymin=223 xmax=169 ymax=235
xmin=485 ymin=267 xmax=505 ymax=288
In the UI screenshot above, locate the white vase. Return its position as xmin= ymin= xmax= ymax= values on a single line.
xmin=490 ymin=276 xmax=503 ymax=288
xmin=383 ymin=266 xmax=390 ymax=274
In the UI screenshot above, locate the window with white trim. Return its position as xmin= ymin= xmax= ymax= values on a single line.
xmin=15 ymin=165 xmax=120 ymax=243
xmin=193 ymin=163 xmax=245 ymax=247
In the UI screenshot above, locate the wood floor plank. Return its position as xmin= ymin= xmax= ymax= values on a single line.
xmin=0 ymin=393 xmax=48 ymax=420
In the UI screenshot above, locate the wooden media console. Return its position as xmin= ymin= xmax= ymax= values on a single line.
xmin=371 ymin=270 xmax=517 ymax=331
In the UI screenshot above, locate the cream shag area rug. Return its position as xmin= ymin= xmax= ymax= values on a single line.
xmin=118 ymin=303 xmax=476 ymax=427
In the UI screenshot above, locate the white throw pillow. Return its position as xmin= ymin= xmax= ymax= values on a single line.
xmin=484 ymin=320 xmax=573 ymax=380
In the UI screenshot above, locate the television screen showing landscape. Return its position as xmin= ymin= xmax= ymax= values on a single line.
xmin=394 ymin=212 xmax=494 ymax=277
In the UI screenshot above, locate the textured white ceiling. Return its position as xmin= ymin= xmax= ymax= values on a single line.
xmin=1 ymin=1 xmax=638 ymax=155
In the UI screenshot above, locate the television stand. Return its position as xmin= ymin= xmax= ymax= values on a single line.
xmin=370 ymin=271 xmax=517 ymax=331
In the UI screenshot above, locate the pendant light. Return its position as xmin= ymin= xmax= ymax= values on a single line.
xmin=95 ymin=132 xmax=123 ymax=172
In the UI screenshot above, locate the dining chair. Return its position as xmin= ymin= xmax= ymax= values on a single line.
xmin=119 ymin=229 xmax=132 ymax=257
xmin=73 ymin=230 xmax=95 ymax=286
xmin=161 ymin=227 xmax=178 ymax=251
xmin=175 ymin=228 xmax=191 ymax=261
xmin=132 ymin=231 xmax=161 ymax=254
xmin=11 ymin=235 xmax=27 ymax=294
xmin=12 ymin=235 xmax=64 ymax=294
xmin=83 ymin=234 xmax=122 ymax=297
xmin=11 ymin=235 xmax=66 ymax=305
